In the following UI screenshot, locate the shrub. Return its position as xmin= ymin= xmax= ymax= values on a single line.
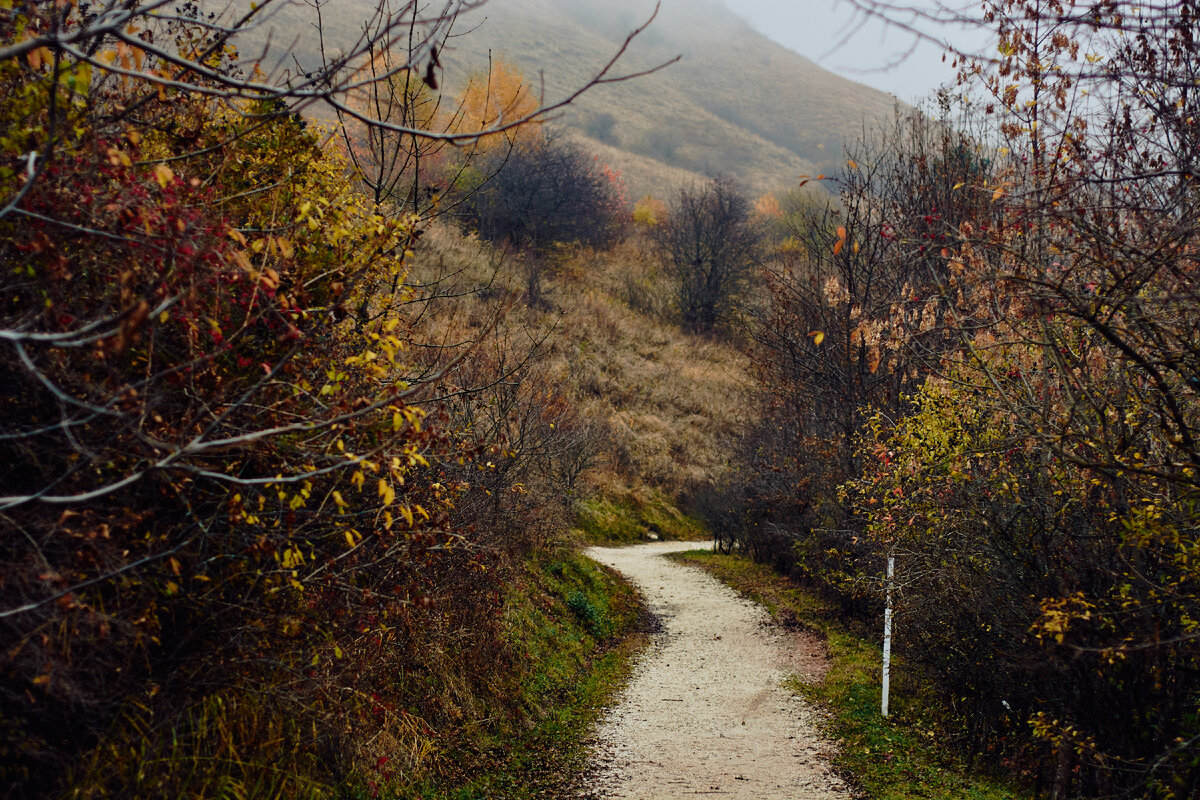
xmin=460 ymin=130 xmax=629 ymax=251
xmin=651 ymin=176 xmax=759 ymax=334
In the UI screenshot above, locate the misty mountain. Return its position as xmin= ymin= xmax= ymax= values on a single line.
xmin=218 ymin=0 xmax=901 ymax=198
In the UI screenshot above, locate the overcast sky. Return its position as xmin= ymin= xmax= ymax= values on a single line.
xmin=721 ymin=0 xmax=992 ymax=104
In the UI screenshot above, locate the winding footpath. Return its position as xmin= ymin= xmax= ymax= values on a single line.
xmin=584 ymin=541 xmax=850 ymax=800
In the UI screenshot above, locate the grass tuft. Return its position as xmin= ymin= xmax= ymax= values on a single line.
xmin=573 ymin=489 xmax=709 ymax=545
xmin=403 ymin=550 xmax=648 ymax=799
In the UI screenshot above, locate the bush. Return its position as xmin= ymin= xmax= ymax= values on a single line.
xmin=461 ymin=130 xmax=629 ymax=251
xmin=652 ymin=176 xmax=758 ymax=333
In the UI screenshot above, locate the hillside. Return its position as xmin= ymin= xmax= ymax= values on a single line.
xmin=219 ymin=0 xmax=901 ymax=198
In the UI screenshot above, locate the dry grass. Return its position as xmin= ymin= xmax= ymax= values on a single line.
xmin=532 ymin=238 xmax=750 ymax=499
xmin=411 ymin=225 xmax=751 ymax=502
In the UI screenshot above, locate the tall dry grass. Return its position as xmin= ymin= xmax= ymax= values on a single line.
xmin=411 ymin=224 xmax=752 ymax=504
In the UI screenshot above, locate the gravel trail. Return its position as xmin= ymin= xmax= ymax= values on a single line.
xmin=584 ymin=541 xmax=850 ymax=800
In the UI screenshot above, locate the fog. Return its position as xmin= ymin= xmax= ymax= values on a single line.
xmin=722 ymin=0 xmax=993 ymax=103
xmin=207 ymin=0 xmax=989 ymax=104
xmin=545 ymin=0 xmax=994 ymax=104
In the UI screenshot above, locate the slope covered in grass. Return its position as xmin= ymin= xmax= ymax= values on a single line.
xmin=411 ymin=225 xmax=752 ymax=508
xmin=216 ymin=0 xmax=900 ymax=197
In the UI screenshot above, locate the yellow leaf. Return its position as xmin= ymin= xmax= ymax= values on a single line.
xmin=847 ymin=159 xmax=858 ymax=169
xmin=992 ymin=186 xmax=1005 ymax=201
xmin=154 ymin=164 xmax=174 ymax=189
xmin=378 ymin=479 xmax=395 ymax=506
xmin=953 ymin=182 xmax=965 ymax=190
xmin=812 ymin=331 xmax=825 ymax=346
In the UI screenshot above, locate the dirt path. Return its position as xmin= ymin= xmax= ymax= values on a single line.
xmin=583 ymin=541 xmax=850 ymax=800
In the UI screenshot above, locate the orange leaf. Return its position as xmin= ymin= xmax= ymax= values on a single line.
xmin=832 ymin=225 xmax=847 ymax=255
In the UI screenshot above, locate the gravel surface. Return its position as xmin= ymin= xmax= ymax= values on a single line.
xmin=583 ymin=541 xmax=850 ymax=800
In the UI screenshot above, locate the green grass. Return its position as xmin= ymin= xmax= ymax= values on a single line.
xmin=70 ymin=551 xmax=645 ymax=800
xmin=400 ymin=551 xmax=648 ymax=800
xmin=671 ymin=550 xmax=1027 ymax=800
xmin=572 ymin=491 xmax=708 ymax=545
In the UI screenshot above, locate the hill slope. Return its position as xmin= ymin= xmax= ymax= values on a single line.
xmin=221 ymin=0 xmax=901 ymax=198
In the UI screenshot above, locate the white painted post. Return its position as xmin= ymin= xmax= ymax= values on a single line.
xmin=882 ymin=553 xmax=895 ymax=717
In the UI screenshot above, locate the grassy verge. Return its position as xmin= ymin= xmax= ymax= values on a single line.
xmin=403 ymin=551 xmax=647 ymax=800
xmin=671 ymin=550 xmax=1026 ymax=800
xmin=572 ymin=489 xmax=708 ymax=544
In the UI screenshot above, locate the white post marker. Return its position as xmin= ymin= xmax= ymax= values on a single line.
xmin=882 ymin=552 xmax=894 ymax=717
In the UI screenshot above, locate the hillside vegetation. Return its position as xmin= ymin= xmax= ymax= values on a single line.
xmin=5 ymin=2 xmax=1200 ymax=799
xmin=0 ymin=3 xmax=739 ymax=795
xmin=216 ymin=0 xmax=899 ymax=198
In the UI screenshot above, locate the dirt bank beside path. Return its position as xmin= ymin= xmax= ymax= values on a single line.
xmin=583 ymin=541 xmax=850 ymax=800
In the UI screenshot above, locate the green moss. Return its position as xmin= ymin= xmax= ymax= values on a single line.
xmin=672 ymin=550 xmax=1026 ymax=800
xmin=573 ymin=491 xmax=708 ymax=544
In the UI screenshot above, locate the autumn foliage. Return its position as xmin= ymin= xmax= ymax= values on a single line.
xmin=0 ymin=4 xmax=620 ymax=797
xmin=725 ymin=3 xmax=1200 ymax=796
xmin=454 ymin=57 xmax=542 ymax=156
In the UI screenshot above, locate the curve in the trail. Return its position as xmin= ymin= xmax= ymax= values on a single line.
xmin=584 ymin=541 xmax=849 ymax=800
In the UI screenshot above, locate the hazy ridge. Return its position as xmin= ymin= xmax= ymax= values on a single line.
xmin=219 ymin=0 xmax=901 ymax=198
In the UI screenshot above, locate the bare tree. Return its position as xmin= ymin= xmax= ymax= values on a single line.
xmin=653 ymin=176 xmax=759 ymax=333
